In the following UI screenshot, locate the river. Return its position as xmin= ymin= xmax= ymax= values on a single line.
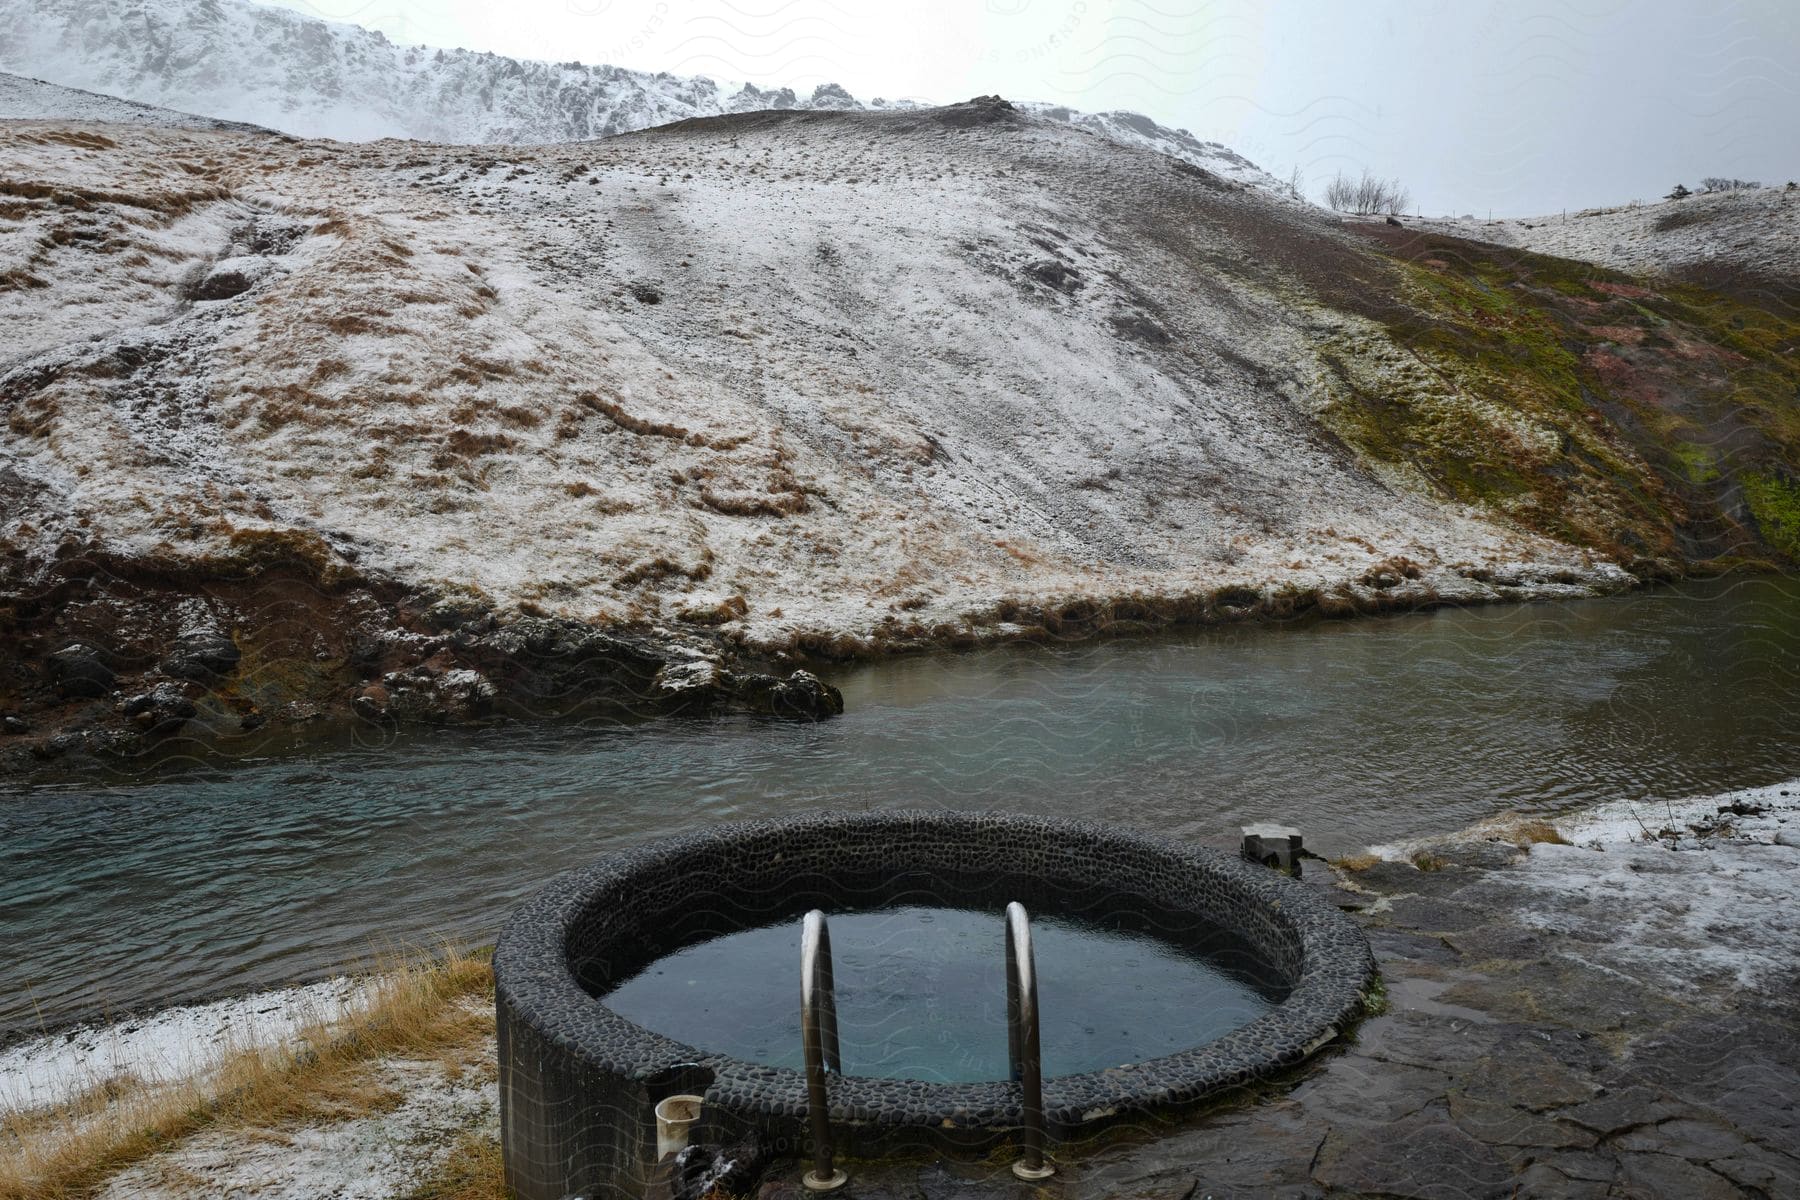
xmin=2 ymin=575 xmax=1796 ymax=1041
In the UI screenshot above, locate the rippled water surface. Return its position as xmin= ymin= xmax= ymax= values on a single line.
xmin=603 ymin=905 xmax=1283 ymax=1082
xmin=3 ymin=576 xmax=1797 ymax=1039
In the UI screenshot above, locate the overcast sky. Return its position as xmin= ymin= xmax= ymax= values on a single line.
xmin=261 ymin=0 xmax=1798 ymax=216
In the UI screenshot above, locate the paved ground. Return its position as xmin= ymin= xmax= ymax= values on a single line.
xmin=745 ymin=818 xmax=1800 ymax=1199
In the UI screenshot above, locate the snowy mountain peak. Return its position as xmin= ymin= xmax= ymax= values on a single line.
xmin=0 ymin=0 xmax=1286 ymax=191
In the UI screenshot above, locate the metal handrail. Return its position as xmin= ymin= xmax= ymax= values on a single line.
xmin=1005 ymin=901 xmax=1054 ymax=1179
xmin=800 ymin=910 xmax=847 ymax=1192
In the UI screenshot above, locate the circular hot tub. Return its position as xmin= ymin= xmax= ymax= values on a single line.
xmin=494 ymin=811 xmax=1375 ymax=1200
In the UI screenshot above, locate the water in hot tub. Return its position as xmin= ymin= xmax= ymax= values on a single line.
xmin=600 ymin=905 xmax=1286 ymax=1082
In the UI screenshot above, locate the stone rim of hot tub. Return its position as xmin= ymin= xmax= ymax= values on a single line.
xmin=493 ymin=810 xmax=1377 ymax=1198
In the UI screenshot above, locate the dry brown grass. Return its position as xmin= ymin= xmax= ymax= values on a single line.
xmin=1508 ymin=819 xmax=1570 ymax=848
xmin=1475 ymin=813 xmax=1572 ymax=850
xmin=401 ymin=1132 xmax=505 ymax=1200
xmin=0 ymin=948 xmax=492 ymax=1200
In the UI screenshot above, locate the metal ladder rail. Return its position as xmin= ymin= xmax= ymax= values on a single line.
xmin=802 ymin=903 xmax=1054 ymax=1187
xmin=800 ymin=909 xmax=847 ymax=1192
xmin=1005 ymin=901 xmax=1055 ymax=1180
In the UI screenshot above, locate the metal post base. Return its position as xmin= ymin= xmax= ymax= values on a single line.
xmin=803 ymin=1168 xmax=849 ymax=1191
xmin=1012 ymin=1159 xmax=1056 ymax=1181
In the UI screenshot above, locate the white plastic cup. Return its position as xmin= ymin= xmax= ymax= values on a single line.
xmin=654 ymin=1094 xmax=704 ymax=1160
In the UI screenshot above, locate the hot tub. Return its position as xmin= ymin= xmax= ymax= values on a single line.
xmin=494 ymin=810 xmax=1376 ymax=1199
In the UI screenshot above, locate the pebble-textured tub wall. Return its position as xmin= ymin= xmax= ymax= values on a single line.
xmin=494 ymin=810 xmax=1376 ymax=1200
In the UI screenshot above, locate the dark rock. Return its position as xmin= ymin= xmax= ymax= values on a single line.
xmin=670 ymin=1137 xmax=772 ymax=1200
xmin=353 ymin=683 xmax=391 ymax=721
xmin=431 ymin=668 xmax=497 ymax=722
xmin=913 ymin=1161 xmax=1038 ymax=1198
xmin=47 ymin=643 xmax=114 ymax=698
xmin=476 ymin=617 xmax=669 ymax=696
xmin=1344 ymin=1008 xmax=1506 ymax=1073
xmin=630 ymin=280 xmax=663 ymax=304
xmin=1386 ymin=215 xmax=1403 ymax=226
xmin=1353 ymin=859 xmax=1435 ymax=892
xmin=1312 ymin=1108 xmax=1513 ymax=1198
xmin=1447 ymin=1094 xmax=1595 ymax=1150
xmin=1170 ymin=159 xmax=1222 ymax=187
xmin=163 ymin=627 xmax=241 ymax=681
xmin=651 ymin=657 xmax=732 ymax=711
xmin=735 ymin=669 xmax=844 ymax=720
xmin=930 ymin=95 xmax=1018 ymax=128
xmin=1441 ymin=922 xmax=1547 ymax=960
xmin=1364 ymin=927 xmax=1461 ymax=965
xmin=187 ymin=258 xmax=271 ymax=300
xmin=1023 ymin=259 xmax=1083 ymax=293
xmin=119 ymin=682 xmax=197 ymax=734
xmin=421 ymin=593 xmax=494 ymax=633
xmin=38 ymin=728 xmax=141 ymax=762
xmin=1705 ymin=1142 xmax=1800 ymax=1194
xmin=1533 ymin=1149 xmax=1620 ymax=1183
xmin=1613 ymin=1151 xmax=1742 ymax=1199
xmin=1108 ymin=310 xmax=1172 ymax=346
xmin=1 ymin=715 xmax=26 ymax=735
xmin=1626 ymin=1014 xmax=1800 ymax=1144
xmin=1292 ymin=1057 xmax=1452 ymax=1125
xmin=1511 ymin=1162 xmax=1610 ymax=1199
xmin=1453 ymin=1046 xmax=1603 ymax=1113
xmin=1556 ymin=1086 xmax=1678 ymax=1137
xmin=1384 ymin=894 xmax=1490 ymax=933
xmin=378 ymin=667 xmax=496 ymax=724
xmin=1612 ymin=1116 xmax=1746 ymax=1160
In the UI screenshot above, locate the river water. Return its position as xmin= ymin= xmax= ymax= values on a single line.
xmin=2 ymin=576 xmax=1796 ymax=1041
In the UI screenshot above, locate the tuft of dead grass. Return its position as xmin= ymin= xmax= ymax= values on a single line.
xmin=0 ymin=948 xmax=492 ymax=1200
xmin=400 ymin=1132 xmax=505 ymax=1200
xmin=1480 ymin=814 xmax=1572 ymax=850
xmin=1508 ymin=819 xmax=1569 ymax=848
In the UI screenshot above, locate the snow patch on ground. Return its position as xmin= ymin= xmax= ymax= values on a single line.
xmin=1375 ymin=780 xmax=1800 ymax=1001
xmin=94 ymin=1048 xmax=497 ymax=1200
xmin=0 ymin=977 xmax=367 ymax=1113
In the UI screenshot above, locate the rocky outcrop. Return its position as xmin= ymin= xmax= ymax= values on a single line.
xmin=46 ymin=643 xmax=113 ymax=699
xmin=0 ymin=557 xmax=851 ymax=776
xmin=734 ymin=670 xmax=845 ymax=721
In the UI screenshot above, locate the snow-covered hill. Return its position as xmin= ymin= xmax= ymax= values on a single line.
xmin=1409 ymin=186 xmax=1800 ymax=282
xmin=2 ymin=78 xmax=1796 ymax=763
xmin=3 ymin=98 xmax=1562 ymax=642
xmin=0 ymin=0 xmax=1283 ymax=192
xmin=0 ymin=70 xmax=267 ymax=131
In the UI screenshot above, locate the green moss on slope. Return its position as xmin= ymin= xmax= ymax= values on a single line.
xmin=1744 ymin=473 xmax=1800 ymax=558
xmin=1321 ymin=226 xmax=1800 ymax=570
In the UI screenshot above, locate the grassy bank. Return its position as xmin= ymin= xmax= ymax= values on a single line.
xmin=0 ymin=950 xmax=499 ymax=1200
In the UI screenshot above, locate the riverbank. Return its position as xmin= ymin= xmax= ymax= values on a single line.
xmin=0 ymin=556 xmax=1645 ymax=781
xmin=5 ymin=781 xmax=1794 ymax=1197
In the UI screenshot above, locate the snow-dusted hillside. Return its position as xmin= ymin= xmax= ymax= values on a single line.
xmin=0 ymin=71 xmax=266 ymax=131
xmin=0 ymin=0 xmax=1283 ymax=192
xmin=3 ymin=98 xmax=1587 ymax=645
xmin=3 ymin=85 xmax=1796 ymax=762
xmin=1410 ymin=186 xmax=1800 ymax=282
